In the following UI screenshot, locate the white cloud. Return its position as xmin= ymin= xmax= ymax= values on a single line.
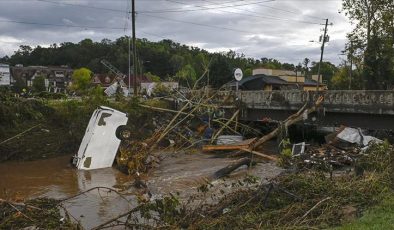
xmin=0 ymin=0 xmax=352 ymax=65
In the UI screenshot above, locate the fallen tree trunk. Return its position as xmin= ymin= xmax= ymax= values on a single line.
xmin=213 ymin=157 xmax=252 ymax=179
xmin=251 ymin=95 xmax=324 ymax=150
xmin=210 ymin=95 xmax=323 ymax=178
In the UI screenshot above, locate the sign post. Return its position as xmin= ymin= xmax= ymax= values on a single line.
xmin=234 ymin=68 xmax=243 ymax=91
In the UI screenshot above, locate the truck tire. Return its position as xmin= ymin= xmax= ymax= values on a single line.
xmin=116 ymin=125 xmax=132 ymax=141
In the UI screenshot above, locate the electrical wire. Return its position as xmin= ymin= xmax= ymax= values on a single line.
xmin=139 ymin=0 xmax=274 ymax=13
xmin=200 ymin=0 xmax=325 ymax=20
xmin=0 ymin=19 xmax=125 ymax=30
xmin=152 ymin=0 xmax=322 ymax=25
xmin=139 ymin=14 xmax=254 ymax=34
xmin=35 ymin=0 xmax=129 ymax=13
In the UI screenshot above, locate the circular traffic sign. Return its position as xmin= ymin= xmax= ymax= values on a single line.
xmin=234 ymin=68 xmax=243 ymax=81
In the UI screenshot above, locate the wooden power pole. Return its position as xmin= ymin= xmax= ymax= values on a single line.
xmin=349 ymin=41 xmax=353 ymax=90
xmin=132 ymin=0 xmax=137 ymax=96
xmin=316 ymin=19 xmax=329 ymax=91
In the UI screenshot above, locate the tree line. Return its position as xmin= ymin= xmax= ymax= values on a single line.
xmin=0 ymin=37 xmax=337 ymax=88
xmin=336 ymin=0 xmax=394 ymax=90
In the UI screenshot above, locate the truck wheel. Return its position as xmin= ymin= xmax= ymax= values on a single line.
xmin=116 ymin=125 xmax=132 ymax=141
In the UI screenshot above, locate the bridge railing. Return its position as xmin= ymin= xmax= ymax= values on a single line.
xmin=213 ymin=90 xmax=394 ymax=114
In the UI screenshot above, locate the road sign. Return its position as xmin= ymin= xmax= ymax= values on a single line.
xmin=234 ymin=68 xmax=243 ymax=81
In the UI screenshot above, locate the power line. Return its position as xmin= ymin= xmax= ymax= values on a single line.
xmin=200 ymin=0 xmax=324 ymax=20
xmin=140 ymin=0 xmax=320 ymax=25
xmin=35 ymin=0 xmax=129 ymax=13
xmin=0 ymin=19 xmax=126 ymax=30
xmin=139 ymin=0 xmax=274 ymax=13
xmin=139 ymin=31 xmax=168 ymax=40
xmin=36 ymin=0 xmax=323 ymax=25
xmin=255 ymin=3 xmax=324 ymax=20
xmin=140 ymin=14 xmax=254 ymax=33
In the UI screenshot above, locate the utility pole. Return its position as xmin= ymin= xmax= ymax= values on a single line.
xmin=316 ymin=19 xmax=329 ymax=91
xmin=132 ymin=0 xmax=137 ymax=96
xmin=128 ymin=35 xmax=131 ymax=94
xmin=349 ymin=41 xmax=353 ymax=90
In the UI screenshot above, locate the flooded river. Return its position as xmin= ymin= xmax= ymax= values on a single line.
xmin=0 ymin=155 xmax=131 ymax=200
xmin=0 ymin=155 xmax=135 ymax=229
xmin=0 ymin=152 xmax=283 ymax=229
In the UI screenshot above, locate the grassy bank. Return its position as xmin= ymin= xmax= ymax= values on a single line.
xmin=334 ymin=195 xmax=394 ymax=230
xmin=120 ymin=142 xmax=394 ymax=229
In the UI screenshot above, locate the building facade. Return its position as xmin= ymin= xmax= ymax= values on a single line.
xmin=0 ymin=63 xmax=11 ymax=86
xmin=10 ymin=65 xmax=73 ymax=93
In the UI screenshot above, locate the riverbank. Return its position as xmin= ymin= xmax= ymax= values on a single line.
xmin=2 ymin=92 xmax=394 ymax=229
xmin=0 ymin=93 xmax=170 ymax=162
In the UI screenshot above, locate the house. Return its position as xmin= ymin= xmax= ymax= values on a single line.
xmin=92 ymin=74 xmax=117 ymax=89
xmin=238 ymin=74 xmax=298 ymax=91
xmin=0 ymin=63 xmax=11 ymax=86
xmin=252 ymin=68 xmax=327 ymax=91
xmin=10 ymin=65 xmax=73 ymax=93
xmin=93 ymin=74 xmax=154 ymax=96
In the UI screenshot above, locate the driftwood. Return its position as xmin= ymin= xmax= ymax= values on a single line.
xmin=0 ymin=198 xmax=42 ymax=210
xmin=91 ymin=204 xmax=143 ymax=230
xmin=139 ymin=104 xmax=195 ymax=117
xmin=296 ymin=196 xmax=332 ymax=225
xmin=0 ymin=199 xmax=41 ymax=222
xmin=211 ymin=119 xmax=239 ymax=135
xmin=251 ymin=96 xmax=324 ymax=150
xmin=0 ymin=124 xmax=41 ymax=145
xmin=239 ymin=148 xmax=278 ymax=162
xmin=203 ymin=138 xmax=256 ymax=152
xmin=208 ymin=96 xmax=324 ymax=178
xmin=213 ymin=157 xmax=252 ymax=179
xmin=210 ymin=110 xmax=239 ymax=144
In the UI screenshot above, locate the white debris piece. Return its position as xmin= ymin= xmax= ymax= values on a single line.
xmin=216 ymin=135 xmax=243 ymax=145
xmin=336 ymin=127 xmax=382 ymax=147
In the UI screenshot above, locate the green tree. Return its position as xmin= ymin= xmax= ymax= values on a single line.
xmin=32 ymin=75 xmax=46 ymax=92
xmin=12 ymin=77 xmax=26 ymax=93
xmin=175 ymin=64 xmax=197 ymax=87
xmin=303 ymin=58 xmax=310 ymax=78
xmin=145 ymin=72 xmax=161 ymax=82
xmin=71 ymin=68 xmax=92 ymax=93
xmin=342 ymin=0 xmax=394 ymax=89
xmin=331 ymin=65 xmax=363 ymax=90
xmin=310 ymin=61 xmax=338 ymax=86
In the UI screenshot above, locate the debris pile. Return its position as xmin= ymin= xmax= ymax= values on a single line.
xmin=292 ymin=126 xmax=383 ymax=169
xmin=92 ymin=141 xmax=394 ymax=230
xmin=0 ymin=198 xmax=76 ymax=229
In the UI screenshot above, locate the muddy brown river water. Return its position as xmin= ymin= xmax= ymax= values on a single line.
xmin=0 ymin=152 xmax=283 ymax=229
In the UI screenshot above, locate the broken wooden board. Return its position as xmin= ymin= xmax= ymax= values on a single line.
xmin=239 ymin=148 xmax=278 ymax=162
xmin=202 ymin=138 xmax=256 ymax=152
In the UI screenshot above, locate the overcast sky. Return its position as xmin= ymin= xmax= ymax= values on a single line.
xmin=0 ymin=0 xmax=351 ymax=65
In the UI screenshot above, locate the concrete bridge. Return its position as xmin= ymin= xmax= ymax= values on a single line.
xmin=215 ymin=90 xmax=394 ymax=130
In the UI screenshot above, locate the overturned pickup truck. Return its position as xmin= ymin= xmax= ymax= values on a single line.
xmin=72 ymin=106 xmax=131 ymax=170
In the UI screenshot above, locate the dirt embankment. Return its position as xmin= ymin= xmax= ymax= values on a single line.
xmin=0 ymin=93 xmax=167 ymax=162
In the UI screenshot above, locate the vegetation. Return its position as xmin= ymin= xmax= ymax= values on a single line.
xmin=341 ymin=0 xmax=394 ymax=89
xmin=70 ymin=67 xmax=92 ymax=94
xmin=0 ymin=37 xmax=324 ymax=88
xmin=124 ymin=142 xmax=394 ymax=229
xmin=0 ymin=198 xmax=77 ymax=229
xmin=0 ymin=88 xmax=165 ymax=162
xmin=335 ymin=196 xmax=394 ymax=229
xmin=32 ymin=75 xmax=46 ymax=92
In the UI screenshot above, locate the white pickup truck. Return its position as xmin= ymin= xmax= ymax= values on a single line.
xmin=72 ymin=106 xmax=130 ymax=170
